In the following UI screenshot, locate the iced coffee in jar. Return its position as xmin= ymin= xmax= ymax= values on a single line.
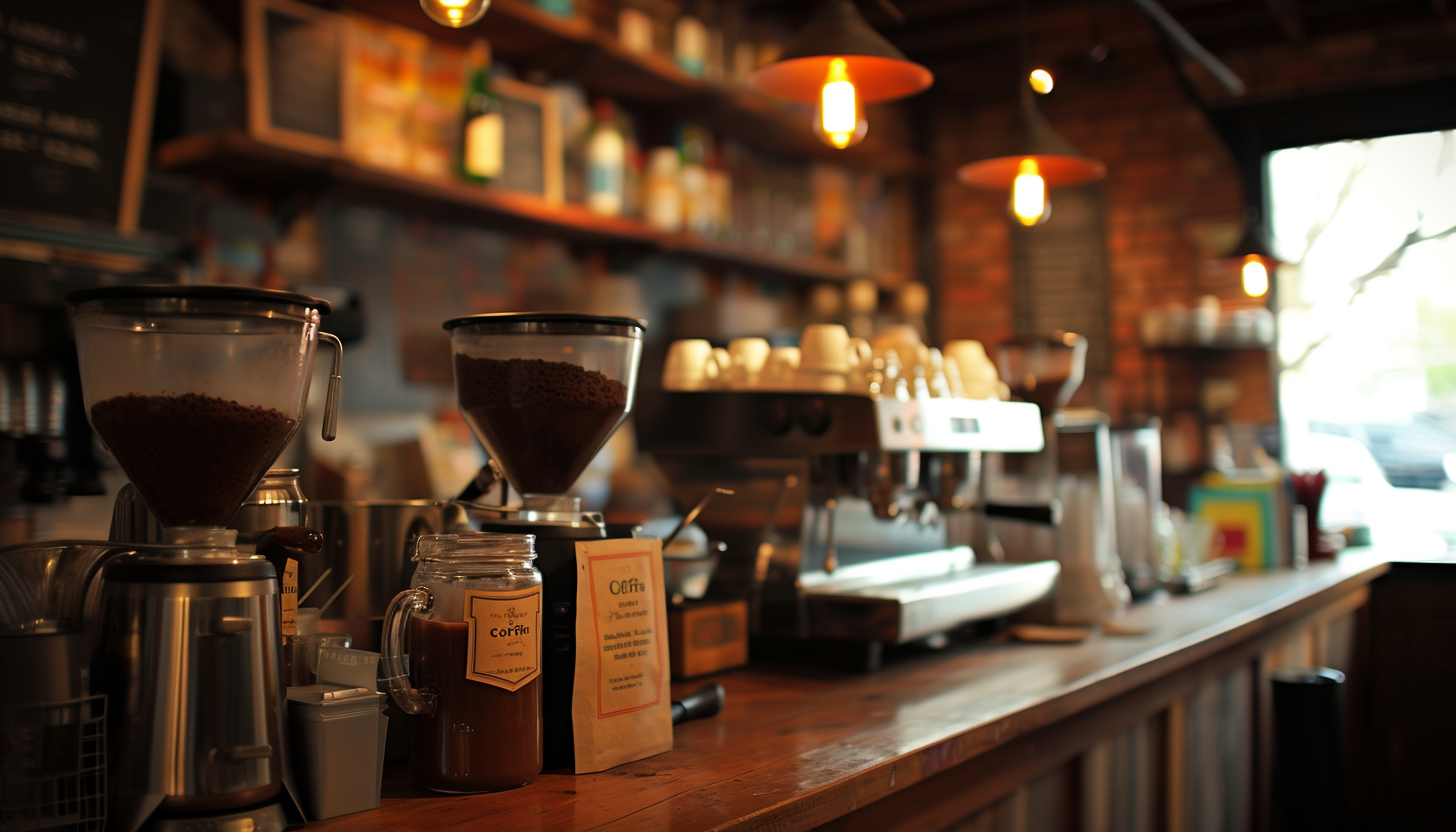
xmin=382 ymin=533 xmax=542 ymax=792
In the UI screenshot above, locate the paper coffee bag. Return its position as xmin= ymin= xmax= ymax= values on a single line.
xmin=571 ymin=537 xmax=673 ymax=773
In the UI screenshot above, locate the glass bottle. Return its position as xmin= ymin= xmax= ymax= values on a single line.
xmin=382 ymin=533 xmax=542 ymax=792
xmin=586 ymin=99 xmax=626 ymax=217
xmin=459 ymin=41 xmax=503 ymax=184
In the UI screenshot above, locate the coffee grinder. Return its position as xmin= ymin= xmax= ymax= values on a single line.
xmin=442 ymin=312 xmax=644 ymax=767
xmin=66 ymin=285 xmax=343 ymax=831
xmin=990 ymin=332 xmax=1129 ymax=623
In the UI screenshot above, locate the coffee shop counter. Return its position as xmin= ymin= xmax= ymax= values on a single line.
xmin=310 ymin=550 xmax=1396 ymax=831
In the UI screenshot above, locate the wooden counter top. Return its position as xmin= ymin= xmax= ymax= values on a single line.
xmin=312 ymin=552 xmax=1392 ymax=831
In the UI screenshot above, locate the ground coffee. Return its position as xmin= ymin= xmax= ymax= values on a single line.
xmin=90 ymin=392 xmax=296 ymax=528
xmin=454 ymin=356 xmax=627 ymax=496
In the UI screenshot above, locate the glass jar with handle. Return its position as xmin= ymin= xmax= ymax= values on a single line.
xmin=381 ymin=532 xmax=542 ymax=792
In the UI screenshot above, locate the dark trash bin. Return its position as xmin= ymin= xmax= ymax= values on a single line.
xmin=1272 ymin=667 xmax=1349 ymax=832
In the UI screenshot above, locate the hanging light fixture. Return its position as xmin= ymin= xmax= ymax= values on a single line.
xmin=1227 ymin=209 xmax=1279 ymax=298
xmin=748 ymin=0 xmax=933 ymax=150
xmin=420 ymin=0 xmax=489 ymax=28
xmin=956 ymin=2 xmax=1104 ymax=225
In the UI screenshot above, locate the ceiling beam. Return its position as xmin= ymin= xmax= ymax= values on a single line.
xmin=1126 ymin=0 xmax=1246 ymax=94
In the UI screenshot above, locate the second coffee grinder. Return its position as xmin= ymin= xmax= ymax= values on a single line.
xmin=443 ymin=312 xmax=645 ymax=767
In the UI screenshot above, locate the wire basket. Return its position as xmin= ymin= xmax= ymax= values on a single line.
xmin=0 ymin=695 xmax=106 ymax=832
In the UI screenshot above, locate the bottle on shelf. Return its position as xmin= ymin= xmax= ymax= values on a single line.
xmin=706 ymin=149 xmax=731 ymax=241
xmin=458 ymin=40 xmax=503 ymax=184
xmin=645 ymin=147 xmax=682 ymax=232
xmin=586 ymin=99 xmax=627 ymax=217
xmin=617 ymin=0 xmax=654 ymax=55
xmin=679 ymin=125 xmax=712 ymax=236
xmin=531 ymin=0 xmax=574 ymax=19
xmin=674 ymin=4 xmax=708 ymax=77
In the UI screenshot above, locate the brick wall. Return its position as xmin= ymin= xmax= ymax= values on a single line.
xmin=931 ymin=7 xmax=1456 ymax=424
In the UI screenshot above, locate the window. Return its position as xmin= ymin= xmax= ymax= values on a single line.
xmin=1268 ymin=130 xmax=1456 ymax=550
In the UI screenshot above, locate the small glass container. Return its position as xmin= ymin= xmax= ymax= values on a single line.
xmin=381 ymin=533 xmax=542 ymax=792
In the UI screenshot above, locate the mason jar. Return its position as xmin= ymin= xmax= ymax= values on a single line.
xmin=381 ymin=533 xmax=542 ymax=792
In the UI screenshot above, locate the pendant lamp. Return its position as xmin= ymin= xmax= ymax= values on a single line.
xmin=956 ymin=1 xmax=1104 ymax=225
xmin=1227 ymin=209 xmax=1279 ymax=298
xmin=748 ymin=0 xmax=933 ymax=150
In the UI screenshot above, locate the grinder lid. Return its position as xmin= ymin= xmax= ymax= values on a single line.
xmin=68 ymin=284 xmax=332 ymax=314
xmin=104 ymin=556 xmax=277 ymax=583
xmin=442 ymin=312 xmax=645 ymax=335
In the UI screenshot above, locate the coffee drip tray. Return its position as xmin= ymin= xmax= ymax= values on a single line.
xmin=802 ymin=560 xmax=1060 ymax=645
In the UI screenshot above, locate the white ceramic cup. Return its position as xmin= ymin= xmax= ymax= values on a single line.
xmin=799 ymin=324 xmax=850 ymax=373
xmin=944 ymin=339 xmax=1000 ymax=399
xmin=662 ymin=339 xmax=713 ymax=391
xmin=726 ymin=337 xmax=771 ymax=389
xmin=761 ymin=346 xmax=801 ymax=390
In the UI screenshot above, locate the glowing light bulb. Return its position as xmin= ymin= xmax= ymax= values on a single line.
xmin=420 ymin=0 xmax=489 ymax=28
xmin=813 ymin=58 xmax=867 ymax=149
xmin=1009 ymin=158 xmax=1050 ymax=226
xmin=1242 ymin=254 xmax=1270 ymax=297
xmin=1029 ymin=68 xmax=1054 ymax=94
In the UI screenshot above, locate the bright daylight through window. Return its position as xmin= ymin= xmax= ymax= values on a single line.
xmin=1269 ymin=129 xmax=1456 ymax=551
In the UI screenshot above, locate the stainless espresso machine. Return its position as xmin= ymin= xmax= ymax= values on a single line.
xmin=644 ymin=388 xmax=1061 ymax=670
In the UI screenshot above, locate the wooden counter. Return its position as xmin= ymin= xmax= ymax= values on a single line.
xmin=312 ymin=552 xmax=1393 ymax=832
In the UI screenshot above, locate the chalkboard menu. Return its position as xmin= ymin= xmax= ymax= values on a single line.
xmin=0 ymin=0 xmax=160 ymax=228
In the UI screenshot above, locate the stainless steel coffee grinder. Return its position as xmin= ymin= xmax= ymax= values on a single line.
xmin=442 ymin=313 xmax=645 ymax=767
xmin=66 ymin=285 xmax=343 ymax=831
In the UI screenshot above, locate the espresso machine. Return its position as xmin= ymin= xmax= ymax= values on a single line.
xmin=0 ymin=285 xmax=343 ymax=832
xmin=643 ymin=347 xmax=1061 ymax=671
xmin=442 ymin=312 xmax=645 ymax=767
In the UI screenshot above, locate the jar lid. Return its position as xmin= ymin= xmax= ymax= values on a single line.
xmin=413 ymin=532 xmax=536 ymax=561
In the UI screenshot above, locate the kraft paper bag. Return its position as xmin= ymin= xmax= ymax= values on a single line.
xmin=571 ymin=537 xmax=673 ymax=773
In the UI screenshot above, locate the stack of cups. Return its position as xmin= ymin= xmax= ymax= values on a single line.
xmin=796 ymin=324 xmax=850 ymax=392
xmin=944 ymin=340 xmax=1005 ymax=400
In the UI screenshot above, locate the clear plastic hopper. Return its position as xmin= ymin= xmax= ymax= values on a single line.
xmin=444 ymin=313 xmax=645 ymax=506
xmin=68 ymin=286 xmax=342 ymax=535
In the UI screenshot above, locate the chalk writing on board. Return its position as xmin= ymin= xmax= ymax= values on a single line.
xmin=0 ymin=0 xmax=147 ymax=224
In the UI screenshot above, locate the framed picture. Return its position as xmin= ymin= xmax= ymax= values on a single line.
xmin=243 ymin=0 xmax=344 ymax=157
xmin=491 ymin=77 xmax=563 ymax=204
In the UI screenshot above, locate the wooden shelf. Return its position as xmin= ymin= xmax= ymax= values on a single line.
xmin=338 ymin=0 xmax=928 ymax=175
xmin=155 ymin=130 xmax=900 ymax=285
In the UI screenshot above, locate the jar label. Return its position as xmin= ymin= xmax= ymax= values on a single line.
xmin=463 ymin=587 xmax=541 ymax=691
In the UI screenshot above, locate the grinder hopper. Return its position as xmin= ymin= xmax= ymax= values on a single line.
xmin=69 ymin=285 xmax=342 ymax=538
xmin=444 ymin=313 xmax=646 ymax=504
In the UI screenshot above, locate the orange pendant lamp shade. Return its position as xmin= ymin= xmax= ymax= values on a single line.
xmin=748 ymin=0 xmax=933 ymax=105
xmin=957 ymin=87 xmax=1106 ymax=190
